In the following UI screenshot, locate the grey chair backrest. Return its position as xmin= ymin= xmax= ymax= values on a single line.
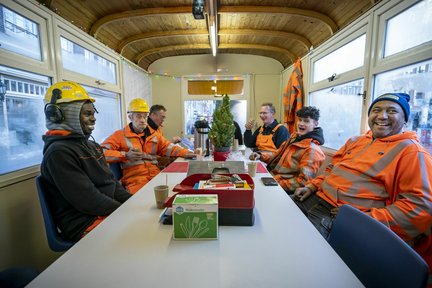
xmin=328 ymin=204 xmax=429 ymax=288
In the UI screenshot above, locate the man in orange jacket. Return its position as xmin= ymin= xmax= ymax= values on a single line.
xmin=251 ymin=106 xmax=325 ymax=194
xmin=293 ymin=93 xmax=432 ymax=274
xmin=102 ymin=99 xmax=196 ymax=194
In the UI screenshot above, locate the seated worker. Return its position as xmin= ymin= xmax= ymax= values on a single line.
xmin=251 ymin=106 xmax=325 ymax=194
xmin=148 ymin=104 xmax=186 ymax=168
xmin=292 ymin=93 xmax=432 ymax=272
xmin=244 ymin=102 xmax=289 ymax=158
xmin=40 ymin=81 xmax=131 ymax=241
xmin=148 ymin=104 xmax=181 ymax=144
xmin=102 ymin=98 xmax=196 ymax=194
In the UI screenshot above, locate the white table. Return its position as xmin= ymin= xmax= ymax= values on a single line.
xmin=28 ymin=162 xmax=363 ymax=288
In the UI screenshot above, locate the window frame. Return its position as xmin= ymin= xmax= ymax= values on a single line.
xmin=307 ymin=13 xmax=373 ymax=148
xmin=309 ymin=19 xmax=371 ymax=94
xmin=0 ymin=0 xmax=55 ymax=79
xmin=53 ymin=18 xmax=122 ymax=94
xmin=370 ymin=0 xmax=432 ymax=80
xmin=181 ymin=75 xmax=250 ymax=137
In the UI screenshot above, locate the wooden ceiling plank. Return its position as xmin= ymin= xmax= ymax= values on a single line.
xmin=219 ymin=43 xmax=295 ymax=61
xmin=219 ymin=29 xmax=311 ymax=50
xmin=219 ymin=6 xmax=338 ymax=35
xmin=90 ymin=6 xmax=192 ymax=37
xmin=135 ymin=44 xmax=210 ymax=65
xmin=119 ymin=28 xmax=311 ymax=55
xmin=117 ymin=29 xmax=209 ymax=54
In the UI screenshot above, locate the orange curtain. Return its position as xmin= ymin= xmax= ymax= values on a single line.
xmin=283 ymin=58 xmax=304 ymax=134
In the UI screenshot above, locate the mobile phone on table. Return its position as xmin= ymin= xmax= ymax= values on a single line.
xmin=261 ymin=177 xmax=278 ymax=186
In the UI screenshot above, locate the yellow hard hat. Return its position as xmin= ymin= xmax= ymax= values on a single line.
xmin=44 ymin=81 xmax=95 ymax=104
xmin=128 ymin=98 xmax=149 ymax=113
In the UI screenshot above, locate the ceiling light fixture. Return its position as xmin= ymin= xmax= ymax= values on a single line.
xmin=209 ymin=22 xmax=217 ymax=57
xmin=207 ymin=0 xmax=218 ymax=57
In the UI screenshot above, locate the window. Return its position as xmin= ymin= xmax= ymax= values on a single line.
xmin=184 ymin=99 xmax=247 ymax=136
xmin=309 ymin=79 xmax=364 ymax=150
xmin=183 ymin=76 xmax=248 ymax=138
xmin=61 ymin=37 xmax=117 ymax=85
xmin=81 ymin=85 xmax=122 ymax=143
xmin=374 ymin=59 xmax=432 ymax=153
xmin=0 ymin=4 xmax=41 ymax=60
xmin=0 ymin=65 xmax=49 ymax=175
xmin=313 ymin=34 xmax=366 ymax=83
xmin=384 ymin=0 xmax=432 ymax=57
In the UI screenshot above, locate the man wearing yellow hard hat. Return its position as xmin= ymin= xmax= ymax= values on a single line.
xmin=102 ymin=98 xmax=196 ymax=194
xmin=40 ymin=81 xmax=131 ymax=242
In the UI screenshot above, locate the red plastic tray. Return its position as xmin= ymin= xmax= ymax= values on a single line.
xmin=164 ymin=173 xmax=254 ymax=209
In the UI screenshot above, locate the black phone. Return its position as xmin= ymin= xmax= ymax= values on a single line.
xmin=261 ymin=177 xmax=278 ymax=186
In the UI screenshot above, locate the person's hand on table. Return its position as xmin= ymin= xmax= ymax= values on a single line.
xmin=293 ymin=187 xmax=313 ymax=202
xmin=249 ymin=152 xmax=260 ymax=161
xmin=183 ymin=153 xmax=197 ymax=159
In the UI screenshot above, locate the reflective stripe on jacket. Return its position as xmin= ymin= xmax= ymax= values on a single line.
xmin=265 ymin=134 xmax=325 ymax=193
xmin=308 ymin=130 xmax=432 ymax=270
xmin=102 ymin=125 xmax=190 ymax=193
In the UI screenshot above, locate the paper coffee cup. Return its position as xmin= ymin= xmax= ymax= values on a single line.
xmin=154 ymin=185 xmax=169 ymax=209
xmin=248 ymin=161 xmax=257 ymax=177
xmin=232 ymin=139 xmax=239 ymax=151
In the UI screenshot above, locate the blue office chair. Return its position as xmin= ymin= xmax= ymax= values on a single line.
xmin=328 ymin=204 xmax=429 ymax=288
xmin=0 ymin=267 xmax=39 ymax=288
xmin=109 ymin=162 xmax=123 ymax=181
xmin=35 ymin=176 xmax=75 ymax=252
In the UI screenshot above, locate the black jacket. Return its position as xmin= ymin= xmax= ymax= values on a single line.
xmin=41 ymin=131 xmax=131 ymax=241
xmin=233 ymin=121 xmax=243 ymax=145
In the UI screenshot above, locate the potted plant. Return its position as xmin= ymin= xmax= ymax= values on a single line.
xmin=208 ymin=94 xmax=235 ymax=161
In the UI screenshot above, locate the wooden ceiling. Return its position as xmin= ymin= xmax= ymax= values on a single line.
xmin=36 ymin=0 xmax=381 ymax=71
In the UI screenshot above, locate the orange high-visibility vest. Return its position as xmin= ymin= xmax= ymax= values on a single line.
xmin=256 ymin=124 xmax=282 ymax=157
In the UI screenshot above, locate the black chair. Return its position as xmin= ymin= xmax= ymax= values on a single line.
xmin=328 ymin=204 xmax=429 ymax=288
xmin=35 ymin=176 xmax=75 ymax=252
xmin=109 ymin=162 xmax=123 ymax=181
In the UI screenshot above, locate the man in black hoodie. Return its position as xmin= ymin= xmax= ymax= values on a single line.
xmin=251 ymin=106 xmax=325 ymax=194
xmin=40 ymin=81 xmax=131 ymax=242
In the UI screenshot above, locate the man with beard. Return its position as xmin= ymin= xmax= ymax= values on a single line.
xmin=102 ymin=99 xmax=196 ymax=194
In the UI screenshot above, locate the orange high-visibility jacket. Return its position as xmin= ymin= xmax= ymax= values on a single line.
xmin=263 ymin=131 xmax=325 ymax=193
xmin=283 ymin=59 xmax=304 ymax=134
xmin=102 ymin=124 xmax=190 ymax=194
xmin=307 ymin=130 xmax=432 ymax=270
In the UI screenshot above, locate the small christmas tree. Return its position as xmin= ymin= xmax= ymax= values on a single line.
xmin=208 ymin=94 xmax=235 ymax=150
